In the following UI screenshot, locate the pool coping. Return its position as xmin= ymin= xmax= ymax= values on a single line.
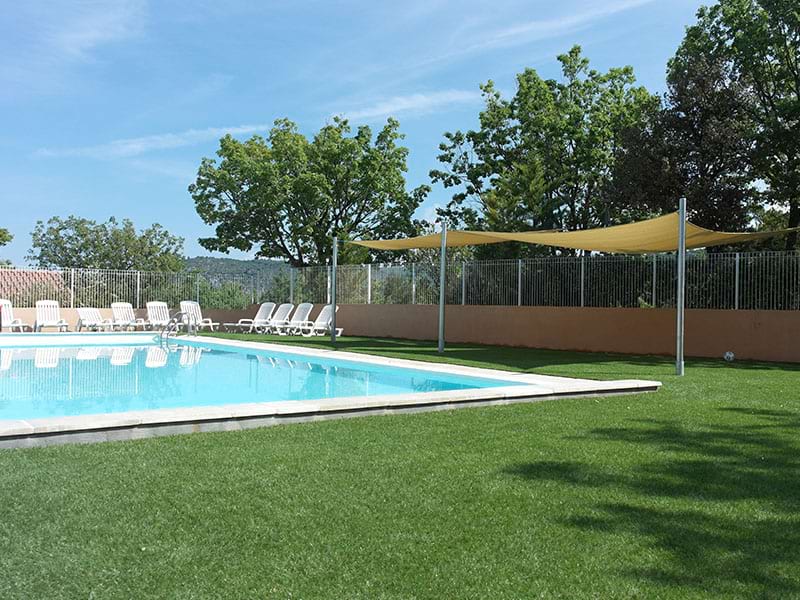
xmin=0 ymin=335 xmax=661 ymax=448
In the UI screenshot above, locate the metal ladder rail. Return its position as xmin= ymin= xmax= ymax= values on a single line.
xmin=159 ymin=310 xmax=198 ymax=341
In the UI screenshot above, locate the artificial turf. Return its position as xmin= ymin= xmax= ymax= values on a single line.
xmin=0 ymin=335 xmax=798 ymax=599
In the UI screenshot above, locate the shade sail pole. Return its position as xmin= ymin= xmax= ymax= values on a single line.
xmin=331 ymin=236 xmax=338 ymax=346
xmin=676 ymin=199 xmax=686 ymax=376
xmin=438 ymin=222 xmax=447 ymax=354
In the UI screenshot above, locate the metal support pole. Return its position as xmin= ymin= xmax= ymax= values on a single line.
xmin=411 ymin=263 xmax=416 ymax=305
xmin=517 ymin=259 xmax=522 ymax=306
xmin=438 ymin=223 xmax=447 ymax=354
xmin=367 ymin=264 xmax=372 ymax=304
xmin=461 ymin=261 xmax=466 ymax=305
xmin=676 ymin=198 xmax=687 ymax=376
xmin=136 ymin=271 xmax=141 ymax=309
xmin=734 ymin=252 xmax=740 ymax=310
xmin=580 ymin=255 xmax=585 ymax=308
xmin=70 ymin=268 xmax=75 ymax=308
xmin=195 ymin=274 xmax=200 ymax=303
xmin=652 ymin=254 xmax=657 ymax=307
xmin=289 ymin=268 xmax=295 ymax=304
xmin=331 ymin=237 xmax=338 ymax=345
xmin=326 ymin=266 xmax=331 ymax=304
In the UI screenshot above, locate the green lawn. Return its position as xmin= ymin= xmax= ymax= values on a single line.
xmin=1 ymin=335 xmax=798 ymax=599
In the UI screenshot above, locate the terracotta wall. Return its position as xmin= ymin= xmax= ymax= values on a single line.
xmin=6 ymin=303 xmax=797 ymax=363
xmin=333 ymin=304 xmax=800 ymax=363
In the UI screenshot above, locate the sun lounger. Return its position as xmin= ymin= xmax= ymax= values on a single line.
xmin=273 ymin=303 xmax=313 ymax=335
xmin=0 ymin=299 xmax=31 ymax=332
xmin=179 ymin=301 xmax=219 ymax=331
xmin=111 ymin=302 xmax=147 ymax=330
xmin=223 ymin=302 xmax=276 ymax=333
xmin=300 ymin=304 xmax=343 ymax=337
xmin=34 ymin=300 xmax=69 ymax=332
xmin=76 ymin=307 xmax=113 ymax=332
xmin=145 ymin=302 xmax=171 ymax=329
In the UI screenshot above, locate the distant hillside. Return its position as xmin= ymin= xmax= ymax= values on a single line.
xmin=185 ymin=256 xmax=289 ymax=277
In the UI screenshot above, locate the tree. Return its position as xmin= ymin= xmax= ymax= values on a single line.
xmin=430 ymin=46 xmax=657 ymax=257
xmin=0 ymin=228 xmax=11 ymax=266
xmin=190 ymin=117 xmax=428 ymax=267
xmin=612 ymin=20 xmax=760 ymax=235
xmin=28 ymin=216 xmax=185 ymax=271
xmin=689 ymin=0 xmax=800 ymax=249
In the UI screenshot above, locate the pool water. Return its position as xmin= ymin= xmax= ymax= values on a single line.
xmin=0 ymin=341 xmax=521 ymax=421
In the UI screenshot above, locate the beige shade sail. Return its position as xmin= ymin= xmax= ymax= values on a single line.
xmin=349 ymin=212 xmax=799 ymax=253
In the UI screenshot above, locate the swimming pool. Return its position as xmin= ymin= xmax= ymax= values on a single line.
xmin=0 ymin=334 xmax=660 ymax=447
xmin=0 ymin=339 xmax=523 ymax=421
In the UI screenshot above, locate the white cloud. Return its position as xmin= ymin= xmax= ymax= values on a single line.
xmin=35 ymin=124 xmax=270 ymax=159
xmin=47 ymin=0 xmax=147 ymax=59
xmin=409 ymin=0 xmax=658 ymax=72
xmin=1 ymin=0 xmax=147 ymax=94
xmin=469 ymin=0 xmax=657 ymax=52
xmin=340 ymin=90 xmax=481 ymax=122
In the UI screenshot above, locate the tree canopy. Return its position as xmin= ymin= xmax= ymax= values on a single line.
xmin=680 ymin=0 xmax=799 ymax=248
xmin=190 ymin=117 xmax=428 ymax=266
xmin=431 ymin=46 xmax=657 ymax=256
xmin=27 ymin=216 xmax=185 ymax=271
xmin=0 ymin=228 xmax=11 ymax=266
xmin=612 ymin=19 xmax=759 ymax=236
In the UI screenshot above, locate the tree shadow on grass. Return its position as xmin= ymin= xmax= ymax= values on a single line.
xmin=502 ymin=409 xmax=800 ymax=597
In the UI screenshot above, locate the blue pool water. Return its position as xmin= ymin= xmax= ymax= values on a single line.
xmin=0 ymin=341 xmax=521 ymax=421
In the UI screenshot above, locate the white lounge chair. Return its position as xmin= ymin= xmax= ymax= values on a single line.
xmin=273 ymin=303 xmax=313 ymax=335
xmin=300 ymin=305 xmax=343 ymax=337
xmin=223 ymin=302 xmax=276 ymax=333
xmin=146 ymin=301 xmax=171 ymax=330
xmin=179 ymin=301 xmax=219 ymax=331
xmin=0 ymin=299 xmax=31 ymax=332
xmin=265 ymin=303 xmax=294 ymax=333
xmin=111 ymin=302 xmax=147 ymax=330
xmin=76 ymin=307 xmax=113 ymax=332
xmin=34 ymin=300 xmax=69 ymax=332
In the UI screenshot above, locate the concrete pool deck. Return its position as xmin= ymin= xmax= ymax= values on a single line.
xmin=0 ymin=335 xmax=661 ymax=448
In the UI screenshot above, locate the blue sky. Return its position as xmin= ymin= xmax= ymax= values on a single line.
xmin=1 ymin=0 xmax=706 ymax=265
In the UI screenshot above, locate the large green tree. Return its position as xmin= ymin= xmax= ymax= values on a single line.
xmin=690 ymin=0 xmax=800 ymax=248
xmin=28 ymin=216 xmax=185 ymax=271
xmin=0 ymin=228 xmax=12 ymax=266
xmin=190 ymin=117 xmax=428 ymax=266
xmin=430 ymin=46 xmax=657 ymax=256
xmin=612 ymin=20 xmax=759 ymax=234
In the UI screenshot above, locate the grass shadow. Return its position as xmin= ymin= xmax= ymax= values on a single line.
xmin=502 ymin=407 xmax=800 ymax=596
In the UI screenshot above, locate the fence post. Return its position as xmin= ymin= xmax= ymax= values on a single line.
xmin=461 ymin=261 xmax=466 ymax=305
xmin=195 ymin=273 xmax=200 ymax=303
xmin=327 ymin=266 xmax=331 ymax=304
xmin=652 ymin=254 xmax=657 ymax=307
xmin=517 ymin=259 xmax=522 ymax=306
xmin=70 ymin=268 xmax=75 ymax=308
xmin=411 ymin=263 xmax=416 ymax=305
xmin=367 ymin=264 xmax=372 ymax=304
xmin=580 ymin=256 xmax=585 ymax=308
xmin=734 ymin=252 xmax=740 ymax=310
xmin=289 ymin=268 xmax=295 ymax=304
xmin=136 ymin=271 xmax=141 ymax=308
